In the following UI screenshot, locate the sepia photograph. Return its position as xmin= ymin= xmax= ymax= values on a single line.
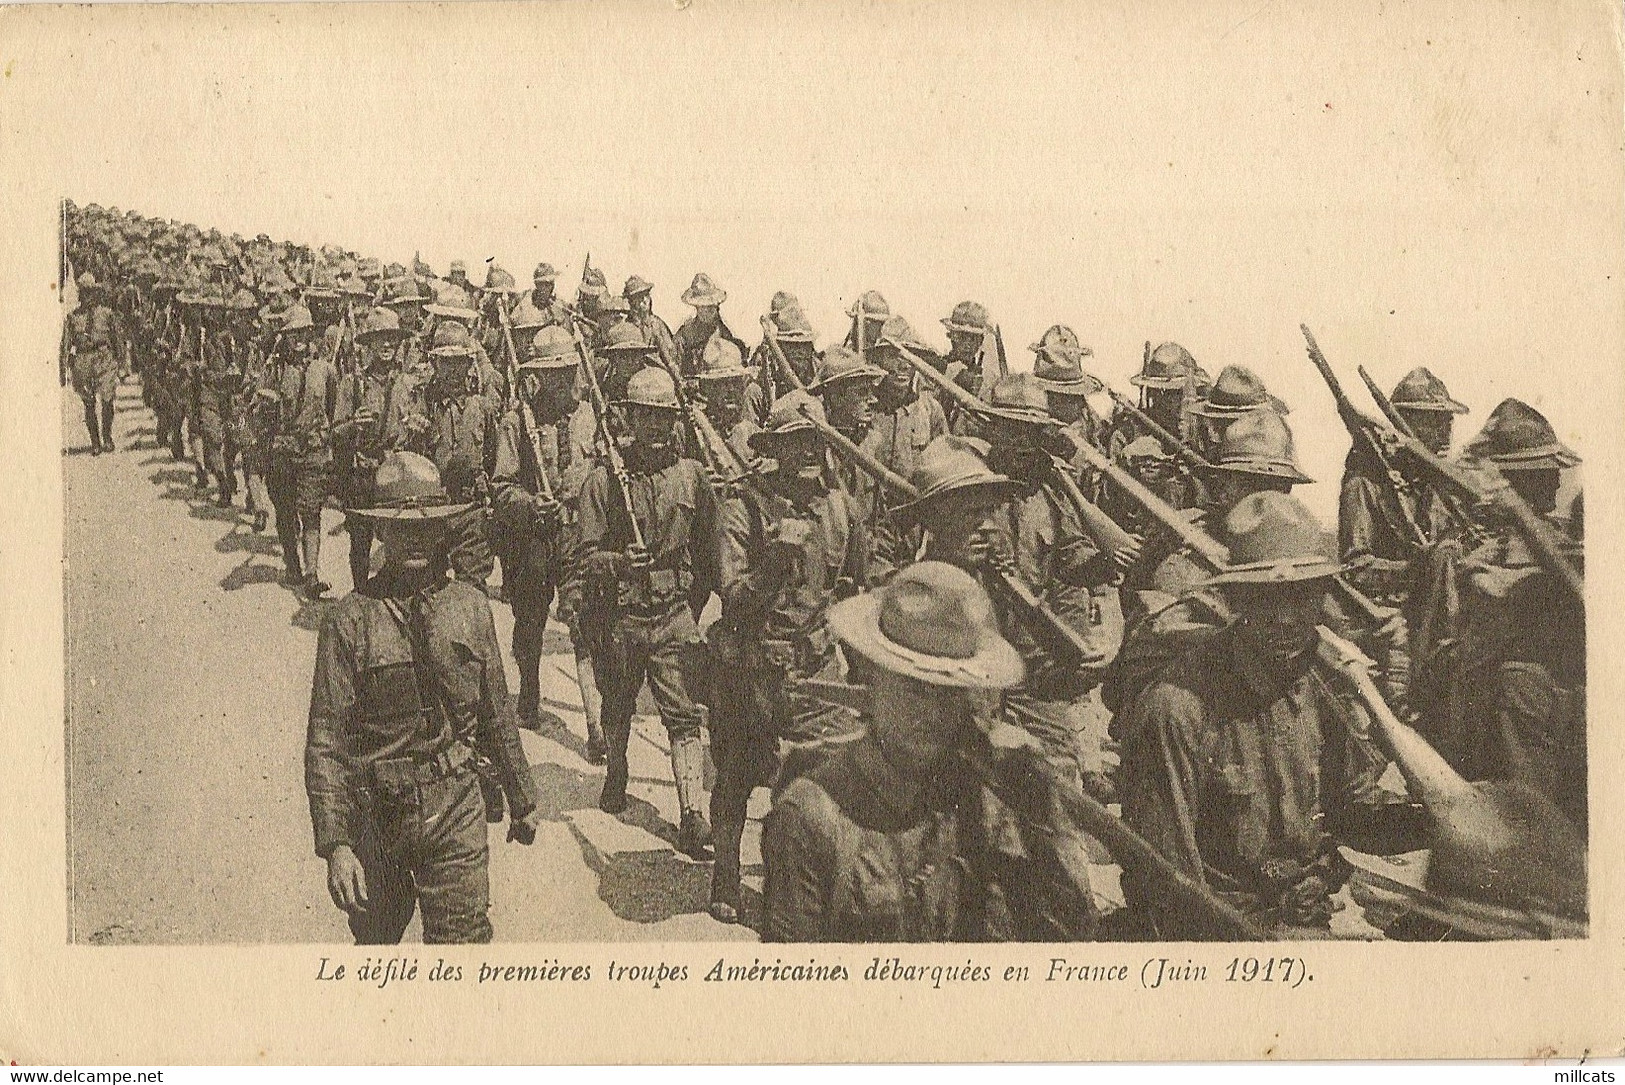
xmin=4 ymin=0 xmax=1622 ymax=1065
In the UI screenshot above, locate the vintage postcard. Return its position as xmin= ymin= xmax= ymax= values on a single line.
xmin=0 ymin=0 xmax=1621 ymax=1065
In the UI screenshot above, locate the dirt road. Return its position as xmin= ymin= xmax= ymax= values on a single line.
xmin=63 ymin=379 xmax=757 ymax=945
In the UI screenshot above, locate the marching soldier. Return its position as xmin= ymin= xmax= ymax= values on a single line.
xmin=694 ymin=336 xmax=759 ymax=466
xmin=865 ymin=315 xmax=950 ymax=482
xmin=624 ymin=275 xmax=679 ymax=371
xmin=936 ymin=300 xmax=996 ymax=427
xmin=707 ymin=389 xmax=870 ymax=923
xmin=62 ymin=271 xmax=125 ymax=454
xmin=842 ymin=289 xmax=890 ymax=356
xmin=403 ymin=321 xmax=498 ymax=590
xmin=1028 ymin=325 xmax=1105 ymax=473
xmin=306 ymin=451 xmax=539 ymax=944
xmin=673 ymin=273 xmax=748 ymax=383
xmin=1189 ymin=364 xmax=1288 ymax=459
xmin=574 ymin=366 xmax=719 ymax=855
xmin=807 ymin=345 xmax=888 ymax=568
xmin=750 ymin=301 xmax=818 ymax=420
xmin=1339 ymin=366 xmax=1467 ymax=603
xmin=595 ymin=322 xmax=662 ymax=402
xmin=490 ymin=326 xmax=596 ymax=739
xmin=332 ymin=307 xmax=413 ymax=589
xmin=526 ymin=263 xmax=570 ymax=329
xmin=265 ymin=303 xmax=338 ymax=597
xmin=762 ymin=561 xmax=1099 ymax=942
xmin=196 ymin=287 xmax=262 ymax=508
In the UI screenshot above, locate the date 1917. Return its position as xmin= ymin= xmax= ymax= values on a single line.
xmin=1225 ymin=957 xmax=1310 ymax=987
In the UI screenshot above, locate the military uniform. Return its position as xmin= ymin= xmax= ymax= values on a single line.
xmin=574 ymin=368 xmax=719 ymax=850
xmin=673 ymin=273 xmax=749 ymax=383
xmin=708 ymin=391 xmax=870 ymax=918
xmin=62 ymin=274 xmax=125 ymax=452
xmin=332 ymin=313 xmax=415 ymax=589
xmin=306 ymin=455 xmax=538 ymax=944
xmin=265 ymin=305 xmax=338 ymax=592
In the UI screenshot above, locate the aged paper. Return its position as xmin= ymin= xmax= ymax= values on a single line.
xmin=1 ymin=0 xmax=1622 ymax=1064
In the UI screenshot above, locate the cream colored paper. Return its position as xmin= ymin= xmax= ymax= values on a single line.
xmin=2 ymin=0 xmax=1622 ymax=1064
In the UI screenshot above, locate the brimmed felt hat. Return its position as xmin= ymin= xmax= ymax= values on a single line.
xmin=680 ymin=272 xmax=727 ymax=307
xmin=355 ymin=306 xmax=405 ymax=343
xmin=895 ymin=436 xmax=1024 ymax=523
xmin=379 ymin=277 xmax=428 ymax=308
xmin=1390 ymin=366 xmax=1469 ymax=415
xmin=1200 ymin=492 xmax=1344 ymax=586
xmin=1120 ymin=434 xmax=1172 ymax=462
xmin=623 ymin=274 xmax=654 ymax=297
xmin=1204 ymin=408 xmax=1313 ymax=483
xmin=808 ymin=344 xmax=885 ymax=392
xmin=942 ymin=300 xmax=991 ymax=335
xmin=617 ymin=366 xmax=680 ymax=410
xmin=280 ymin=304 xmax=317 ymax=334
xmin=597 ymin=293 xmax=631 ymax=315
xmin=829 ymin=561 xmax=1024 ymax=689
xmin=749 ymin=390 xmax=825 ymax=451
xmin=1029 ymin=325 xmax=1101 ymax=394
xmin=599 ymin=322 xmax=657 ymax=355
xmin=874 ymin=315 xmax=929 ymax=353
xmin=769 ymin=290 xmax=801 ymax=317
xmin=429 ymin=321 xmax=476 ymax=358
xmin=521 ymin=326 xmax=577 ymax=370
xmin=846 ymin=290 xmax=890 ymax=320
xmin=1462 ymin=399 xmax=1579 ymax=471
xmin=1191 ymin=364 xmax=1288 ymax=418
xmin=577 ymin=266 xmax=607 ymax=297
xmin=980 ymin=373 xmax=1055 ymax=426
xmin=698 ymin=336 xmax=750 ymax=380
xmin=533 ymin=262 xmax=559 ymax=282
xmin=304 ymin=268 xmax=341 ymax=301
xmin=425 ymin=283 xmax=478 ymax=322
xmin=770 ymin=303 xmax=817 ymax=343
xmin=1132 ymin=340 xmax=1211 ymax=389
xmin=350 ymin=452 xmax=472 ymax=521
xmin=448 ymin=259 xmax=469 ymax=278
xmin=483 ymin=265 xmax=520 ymax=294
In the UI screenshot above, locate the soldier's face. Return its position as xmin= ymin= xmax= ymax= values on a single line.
xmin=870 ymin=670 xmax=970 ymax=772
xmin=946 ymin=330 xmax=981 ymax=361
xmin=782 ymin=340 xmax=817 ymax=379
xmin=533 ymin=280 xmax=555 ymax=303
xmin=924 ymin=490 xmax=1004 ymax=564
xmin=1401 ymin=409 xmax=1453 ymax=455
xmin=377 ymin=518 xmax=447 ymax=572
xmin=1231 ymin=580 xmax=1326 ymax=668
xmin=1208 ymin=472 xmax=1290 ymax=514
xmin=529 ymin=370 xmax=576 ymax=419
xmin=1507 ymin=467 xmax=1561 ymax=515
xmin=395 ymin=304 xmax=423 ymax=332
xmin=824 ymin=380 xmax=878 ymax=431
xmin=627 ymin=405 xmax=676 ymax=449
xmin=628 ymin=292 xmax=651 ymax=317
xmin=769 ymin=430 xmax=825 ymax=480
xmin=702 ymin=377 xmax=745 ymax=417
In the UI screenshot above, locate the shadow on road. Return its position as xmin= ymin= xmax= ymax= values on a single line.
xmin=595 ymin=851 xmax=712 ymax=925
xmin=215 ymin=530 xmax=281 ymax=558
xmin=221 ymin=560 xmax=283 ymax=593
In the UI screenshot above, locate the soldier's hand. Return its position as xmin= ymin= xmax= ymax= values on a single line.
xmin=626 ymin=543 xmax=654 ymax=569
xmin=507 ymin=808 xmax=540 ymax=846
xmin=326 ymin=845 xmax=369 ymax=913
xmin=1111 ymin=532 xmax=1144 ymax=570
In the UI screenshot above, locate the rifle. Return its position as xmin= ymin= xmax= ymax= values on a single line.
xmin=689 ymin=396 xmax=754 ymax=483
xmin=496 ymin=292 xmax=522 ymax=409
xmin=567 ymin=318 xmax=647 ymax=559
xmin=1302 ymin=325 xmax=1429 ymax=549
xmin=1357 ymin=365 xmax=1483 ymax=545
xmin=786 ymin=676 xmax=1269 ymax=940
xmin=1380 ymin=427 xmax=1584 ymax=601
xmin=896 ymin=344 xmax=1137 ymax=559
xmin=797 ymin=402 xmax=1104 ymax=670
xmin=1105 ymin=386 xmax=1211 ymax=474
xmin=516 ymin=399 xmax=556 ymax=504
xmin=986 ymin=323 xmax=1010 ymax=402
xmin=759 ymin=315 xmax=808 ymax=394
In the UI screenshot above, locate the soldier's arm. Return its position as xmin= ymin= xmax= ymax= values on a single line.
xmin=1048 ymin=488 xmax=1112 ymax=591
xmin=760 ymin=782 xmax=838 ymax=943
xmin=305 ymin=607 xmax=360 ymax=860
xmin=837 ymin=489 xmax=873 ymax=596
xmin=1115 ymin=681 xmax=1210 ymax=890
xmin=687 ymin=463 xmax=722 ymax=599
xmin=718 ymin=493 xmax=780 ymax=625
xmin=1339 ymin=472 xmax=1410 ymax=594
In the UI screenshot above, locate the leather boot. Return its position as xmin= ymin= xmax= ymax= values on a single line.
xmin=708 ymin=774 xmax=749 ymax=922
xmin=301 ymin=521 xmax=327 ymax=597
xmin=671 ymin=736 xmax=713 ymax=858
xmin=100 ymin=400 xmax=116 ymax=450
xmin=83 ymin=401 xmax=102 ymax=453
xmin=480 ymin=772 xmax=506 ymax=823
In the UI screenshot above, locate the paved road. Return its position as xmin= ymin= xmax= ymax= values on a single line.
xmin=64 ymin=378 xmax=757 ymax=945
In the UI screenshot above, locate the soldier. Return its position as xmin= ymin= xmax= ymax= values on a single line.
xmin=490 ymin=326 xmax=595 ymax=738
xmin=1339 ymin=366 xmax=1467 ymax=603
xmin=332 ymin=307 xmax=413 ymax=590
xmin=146 ymin=273 xmax=190 ymax=460
xmin=746 ymin=301 xmax=818 ymax=424
xmin=707 ymin=390 xmax=870 ymax=922
xmin=624 ymin=275 xmax=679 ymax=371
xmin=403 ymin=321 xmax=498 ymax=590
xmin=673 ymin=273 xmax=749 ymax=382
xmin=1106 ymin=340 xmax=1210 ymax=459
xmin=526 ymin=263 xmax=570 ymax=328
xmin=575 ymin=264 xmax=609 ymax=320
xmin=425 ymin=287 xmax=503 ymax=411
xmin=1029 ymin=325 xmax=1105 ymax=470
xmin=574 ymin=367 xmax=719 ymax=855
xmin=694 ymin=336 xmax=759 ymax=467
xmin=378 ymin=276 xmax=431 ymax=386
xmin=1434 ymin=399 xmax=1585 ymax=831
xmin=445 ymin=258 xmax=474 ymax=295
xmin=1189 ymin=364 xmax=1288 ymax=459
xmin=842 ymin=289 xmax=890 ymax=357
xmin=305 ymin=451 xmax=539 ymax=944
xmin=1113 ymin=492 xmax=1395 ymax=937
xmin=264 ymin=303 xmax=338 ymax=597
xmin=936 ymin=300 xmax=996 ymax=425
xmin=864 ymin=315 xmax=950 ymax=484
xmin=595 ymin=322 xmax=661 ymax=403
xmin=807 ymin=345 xmax=888 ymax=564
xmin=762 ymin=561 xmax=1099 ymax=942
xmin=62 ymin=271 xmax=125 ymax=454
xmin=196 ymin=287 xmax=262 ymax=508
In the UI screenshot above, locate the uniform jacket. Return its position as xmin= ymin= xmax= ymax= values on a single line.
xmin=576 ymin=450 xmax=719 ymax=614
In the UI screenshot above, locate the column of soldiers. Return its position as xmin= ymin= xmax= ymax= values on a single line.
xmin=64 ymin=199 xmax=1587 ymax=945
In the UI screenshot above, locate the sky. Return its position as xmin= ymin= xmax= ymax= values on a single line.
xmin=5 ymin=0 xmax=1620 ymax=521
